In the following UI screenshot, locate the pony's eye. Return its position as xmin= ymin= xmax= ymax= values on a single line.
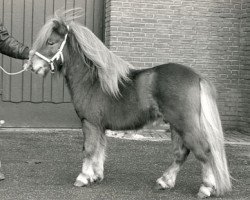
xmin=47 ymin=40 xmax=55 ymax=45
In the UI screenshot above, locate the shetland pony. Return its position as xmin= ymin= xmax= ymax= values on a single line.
xmin=30 ymin=11 xmax=231 ymax=198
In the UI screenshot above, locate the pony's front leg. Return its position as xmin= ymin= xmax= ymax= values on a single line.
xmin=74 ymin=120 xmax=106 ymax=187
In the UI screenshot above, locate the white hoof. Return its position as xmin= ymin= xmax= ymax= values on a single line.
xmin=74 ymin=172 xmax=103 ymax=187
xmin=74 ymin=173 xmax=90 ymax=187
xmin=197 ymin=185 xmax=214 ymax=198
xmin=156 ymin=177 xmax=175 ymax=189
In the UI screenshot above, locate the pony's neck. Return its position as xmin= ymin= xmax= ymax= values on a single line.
xmin=63 ymin=37 xmax=98 ymax=99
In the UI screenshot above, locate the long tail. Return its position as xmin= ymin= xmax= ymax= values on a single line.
xmin=200 ymin=78 xmax=232 ymax=196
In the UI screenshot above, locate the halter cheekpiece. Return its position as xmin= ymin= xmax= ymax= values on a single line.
xmin=34 ymin=26 xmax=69 ymax=73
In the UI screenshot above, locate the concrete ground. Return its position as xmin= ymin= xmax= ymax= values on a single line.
xmin=0 ymin=128 xmax=249 ymax=200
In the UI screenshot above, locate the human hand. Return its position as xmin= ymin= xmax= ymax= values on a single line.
xmin=28 ymin=49 xmax=36 ymax=59
xmin=23 ymin=50 xmax=35 ymax=71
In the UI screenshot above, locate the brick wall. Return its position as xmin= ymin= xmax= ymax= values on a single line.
xmin=105 ymin=0 xmax=250 ymax=134
xmin=239 ymin=1 xmax=250 ymax=133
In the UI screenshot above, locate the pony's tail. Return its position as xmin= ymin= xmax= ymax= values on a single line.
xmin=200 ymin=79 xmax=232 ymax=196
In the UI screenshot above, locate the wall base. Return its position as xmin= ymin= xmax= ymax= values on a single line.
xmin=0 ymin=100 xmax=81 ymax=128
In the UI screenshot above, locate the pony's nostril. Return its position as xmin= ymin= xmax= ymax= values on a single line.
xmin=31 ymin=66 xmax=42 ymax=74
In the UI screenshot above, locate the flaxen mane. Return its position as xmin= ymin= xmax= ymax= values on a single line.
xmin=32 ymin=19 xmax=55 ymax=51
xmin=33 ymin=9 xmax=135 ymax=97
xmin=69 ymin=22 xmax=135 ymax=97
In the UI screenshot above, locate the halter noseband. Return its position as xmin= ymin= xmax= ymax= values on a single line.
xmin=34 ymin=30 xmax=68 ymax=73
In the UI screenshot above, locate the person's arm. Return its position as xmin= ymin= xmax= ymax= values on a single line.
xmin=0 ymin=23 xmax=30 ymax=59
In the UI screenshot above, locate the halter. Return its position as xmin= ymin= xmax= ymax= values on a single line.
xmin=34 ymin=31 xmax=68 ymax=73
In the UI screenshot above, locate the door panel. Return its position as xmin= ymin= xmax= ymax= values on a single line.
xmin=0 ymin=0 xmax=104 ymax=103
xmin=0 ymin=0 xmax=105 ymax=128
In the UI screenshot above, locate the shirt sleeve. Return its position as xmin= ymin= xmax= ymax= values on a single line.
xmin=0 ymin=23 xmax=30 ymax=59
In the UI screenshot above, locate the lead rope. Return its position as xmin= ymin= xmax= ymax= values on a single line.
xmin=0 ymin=60 xmax=31 ymax=75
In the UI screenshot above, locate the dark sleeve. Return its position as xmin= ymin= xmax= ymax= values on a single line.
xmin=0 ymin=23 xmax=30 ymax=59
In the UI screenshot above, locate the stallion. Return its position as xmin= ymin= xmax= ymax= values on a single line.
xmin=30 ymin=11 xmax=231 ymax=198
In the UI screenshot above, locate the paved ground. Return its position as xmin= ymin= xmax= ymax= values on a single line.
xmin=0 ymin=128 xmax=249 ymax=200
xmin=106 ymin=123 xmax=250 ymax=145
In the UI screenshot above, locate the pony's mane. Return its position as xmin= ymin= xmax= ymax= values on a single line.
xmin=33 ymin=9 xmax=135 ymax=97
xmin=69 ymin=21 xmax=135 ymax=97
xmin=32 ymin=9 xmax=82 ymax=50
xmin=32 ymin=19 xmax=55 ymax=51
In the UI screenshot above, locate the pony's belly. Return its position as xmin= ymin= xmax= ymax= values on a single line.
xmin=105 ymin=106 xmax=160 ymax=131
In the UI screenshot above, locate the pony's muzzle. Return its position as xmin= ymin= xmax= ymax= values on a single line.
xmin=31 ymin=58 xmax=48 ymax=76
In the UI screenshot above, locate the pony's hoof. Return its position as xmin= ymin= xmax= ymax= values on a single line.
xmin=156 ymin=177 xmax=174 ymax=190
xmin=0 ymin=172 xmax=5 ymax=180
xmin=155 ymin=182 xmax=165 ymax=190
xmin=197 ymin=185 xmax=214 ymax=198
xmin=74 ymin=173 xmax=90 ymax=187
xmin=74 ymin=180 xmax=88 ymax=187
xmin=197 ymin=191 xmax=209 ymax=199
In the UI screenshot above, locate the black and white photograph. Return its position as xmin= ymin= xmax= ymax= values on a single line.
xmin=0 ymin=0 xmax=249 ymax=199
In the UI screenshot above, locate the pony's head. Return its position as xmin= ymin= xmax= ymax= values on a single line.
xmin=31 ymin=9 xmax=135 ymax=97
xmin=31 ymin=17 xmax=69 ymax=76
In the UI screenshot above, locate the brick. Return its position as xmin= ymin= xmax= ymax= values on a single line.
xmin=106 ymin=0 xmax=250 ymax=133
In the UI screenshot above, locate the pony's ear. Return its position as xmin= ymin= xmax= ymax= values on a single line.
xmin=53 ymin=20 xmax=61 ymax=30
xmin=53 ymin=20 xmax=67 ymax=36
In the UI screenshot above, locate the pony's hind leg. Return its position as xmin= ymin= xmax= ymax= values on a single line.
xmin=74 ymin=120 xmax=106 ymax=187
xmin=197 ymin=163 xmax=216 ymax=198
xmin=183 ymin=129 xmax=216 ymax=198
xmin=156 ymin=127 xmax=190 ymax=189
